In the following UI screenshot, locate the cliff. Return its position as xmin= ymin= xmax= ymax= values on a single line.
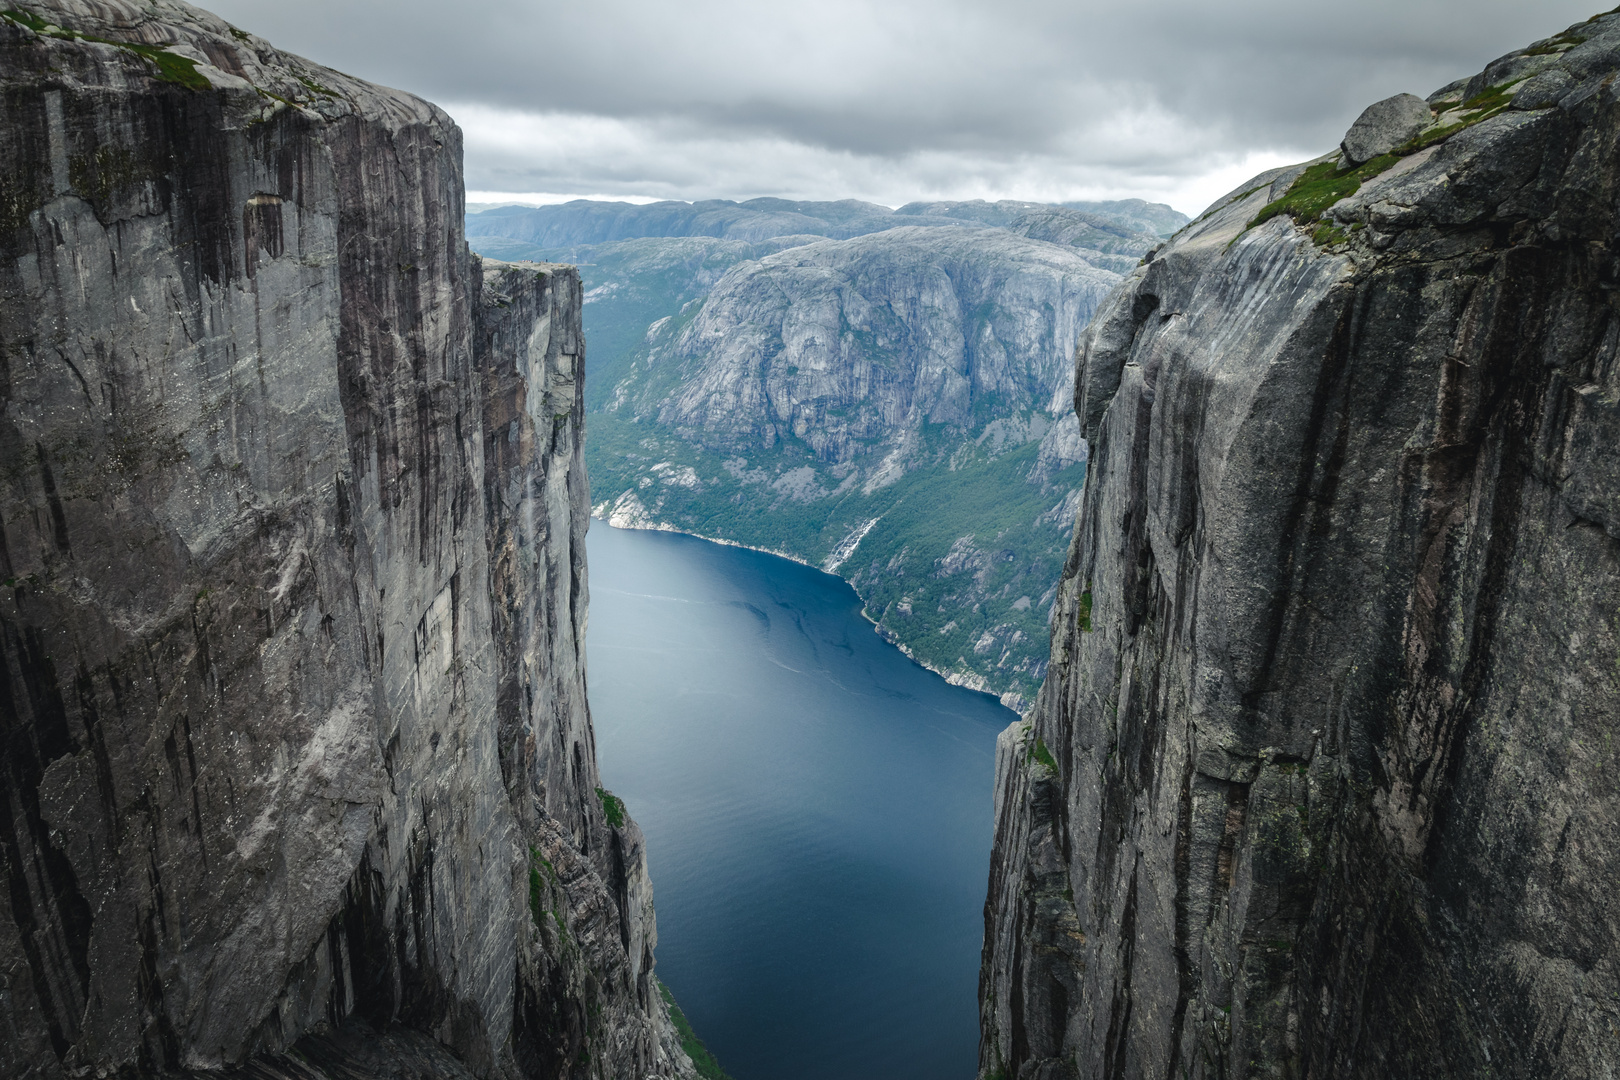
xmin=0 ymin=2 xmax=688 ymax=1078
xmin=981 ymin=12 xmax=1620 ymax=1080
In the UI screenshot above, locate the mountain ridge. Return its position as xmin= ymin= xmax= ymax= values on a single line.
xmin=467 ymin=195 xmax=1186 ymax=251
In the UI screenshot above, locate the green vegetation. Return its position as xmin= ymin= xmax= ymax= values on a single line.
xmin=292 ymin=71 xmax=338 ymax=99
xmin=1245 ymin=73 xmax=1533 ymax=245
xmin=1077 ymin=590 xmax=1094 ymax=633
xmin=1248 ymin=154 xmax=1399 ymax=232
xmin=1311 ymin=221 xmax=1350 ymax=247
xmin=1458 ymin=78 xmax=1526 ymax=116
xmin=1524 ymin=26 xmax=1590 ymax=55
xmin=595 ymin=787 xmax=626 ymax=829
xmin=3 ymin=9 xmax=210 ymax=90
xmin=1029 ymin=736 xmax=1059 ymax=775
xmin=658 ymin=981 xmax=734 ymax=1080
xmin=527 ymin=847 xmax=555 ymax=929
xmin=587 ymin=412 xmax=1084 ymax=705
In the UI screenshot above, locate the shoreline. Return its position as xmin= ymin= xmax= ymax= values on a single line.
xmin=589 ymin=513 xmax=1030 ymax=716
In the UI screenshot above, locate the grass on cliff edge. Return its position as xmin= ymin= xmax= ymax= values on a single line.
xmin=595 ymin=787 xmax=627 ymax=829
xmin=658 ymin=981 xmax=734 ymax=1080
xmin=1028 ymin=736 xmax=1059 ymax=776
xmin=1245 ymin=76 xmax=1528 ymax=243
xmin=2 ymin=9 xmax=210 ymax=90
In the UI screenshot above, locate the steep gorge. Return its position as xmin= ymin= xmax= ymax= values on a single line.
xmin=982 ymin=12 xmax=1620 ymax=1079
xmin=467 ymin=204 xmax=1184 ymax=709
xmin=0 ymin=2 xmax=688 ymax=1077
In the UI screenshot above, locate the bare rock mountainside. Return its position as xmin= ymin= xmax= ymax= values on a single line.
xmin=0 ymin=3 xmax=690 ymax=1079
xmin=982 ymin=11 xmax=1620 ymax=1080
xmin=591 ymin=226 xmax=1113 ymax=708
xmin=468 ymin=201 xmax=1187 ymax=708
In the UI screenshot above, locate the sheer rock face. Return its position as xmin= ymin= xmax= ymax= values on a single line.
xmin=982 ymin=16 xmax=1620 ymax=1080
xmin=0 ymin=3 xmax=685 ymax=1078
xmin=639 ymin=226 xmax=1118 ymax=467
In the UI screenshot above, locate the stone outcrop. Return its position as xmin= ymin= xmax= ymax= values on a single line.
xmin=0 ymin=2 xmax=687 ymax=1077
xmin=1340 ymin=93 xmax=1431 ymax=165
xmin=982 ymin=12 xmax=1620 ymax=1080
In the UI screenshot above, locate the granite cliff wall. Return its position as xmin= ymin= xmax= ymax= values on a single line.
xmin=982 ymin=13 xmax=1620 ymax=1080
xmin=0 ymin=2 xmax=687 ymax=1077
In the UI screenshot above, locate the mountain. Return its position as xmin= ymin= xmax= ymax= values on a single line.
xmin=469 ymin=196 xmax=1184 ymax=266
xmin=0 ymin=3 xmax=691 ymax=1078
xmin=1060 ymin=198 xmax=1190 ymax=237
xmin=467 ymin=201 xmax=1187 ymax=708
xmin=981 ymin=12 xmax=1620 ymax=1079
xmin=588 ymin=227 xmax=1112 ymax=706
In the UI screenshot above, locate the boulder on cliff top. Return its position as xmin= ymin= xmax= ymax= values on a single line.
xmin=1340 ymin=92 xmax=1430 ymax=164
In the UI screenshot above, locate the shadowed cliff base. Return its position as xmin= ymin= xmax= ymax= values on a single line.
xmin=982 ymin=8 xmax=1620 ymax=1080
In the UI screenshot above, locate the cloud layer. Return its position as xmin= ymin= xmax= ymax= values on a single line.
xmin=205 ymin=0 xmax=1603 ymax=214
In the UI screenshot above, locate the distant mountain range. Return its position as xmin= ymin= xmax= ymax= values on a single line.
xmin=468 ymin=196 xmax=1182 ymax=252
xmin=466 ymin=197 xmax=1189 ymax=708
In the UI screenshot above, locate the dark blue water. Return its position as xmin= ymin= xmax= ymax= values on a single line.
xmin=585 ymin=523 xmax=1016 ymax=1080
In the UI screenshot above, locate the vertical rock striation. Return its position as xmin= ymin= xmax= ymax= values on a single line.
xmin=0 ymin=2 xmax=687 ymax=1077
xmin=983 ymin=13 xmax=1620 ymax=1080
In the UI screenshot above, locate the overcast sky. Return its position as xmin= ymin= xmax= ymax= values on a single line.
xmin=205 ymin=0 xmax=1601 ymax=216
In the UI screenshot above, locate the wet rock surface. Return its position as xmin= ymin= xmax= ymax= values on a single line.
xmin=0 ymin=2 xmax=687 ymax=1077
xmin=982 ymin=13 xmax=1620 ymax=1080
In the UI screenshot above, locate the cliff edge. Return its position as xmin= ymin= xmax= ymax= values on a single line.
xmin=0 ymin=2 xmax=688 ymax=1077
xmin=982 ymin=11 xmax=1620 ymax=1079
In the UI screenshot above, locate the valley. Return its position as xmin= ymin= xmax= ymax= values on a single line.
xmin=467 ymin=198 xmax=1186 ymax=708
xmin=4 ymin=2 xmax=1617 ymax=1079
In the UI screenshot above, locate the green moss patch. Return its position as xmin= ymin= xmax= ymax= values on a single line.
xmin=658 ymin=981 xmax=734 ymax=1080
xmin=1248 ymin=154 xmax=1398 ymax=232
xmin=595 ymin=787 xmax=626 ymax=829
xmin=1077 ymin=589 xmax=1094 ymax=633
xmin=293 ymin=71 xmax=337 ymax=99
xmin=1524 ymin=27 xmax=1590 ymax=56
xmin=3 ymin=8 xmax=209 ymax=90
xmin=527 ymin=846 xmax=555 ymax=929
xmin=1311 ymin=221 xmax=1349 ymax=247
xmin=1029 ymin=736 xmax=1059 ymax=775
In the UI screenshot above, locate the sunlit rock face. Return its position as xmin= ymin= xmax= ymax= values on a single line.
xmin=982 ymin=13 xmax=1620 ymax=1080
xmin=0 ymin=3 xmax=688 ymax=1077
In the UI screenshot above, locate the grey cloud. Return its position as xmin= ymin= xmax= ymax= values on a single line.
xmin=203 ymin=0 xmax=1606 ymax=209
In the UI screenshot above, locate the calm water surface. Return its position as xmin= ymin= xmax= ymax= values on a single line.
xmin=585 ymin=523 xmax=1016 ymax=1080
